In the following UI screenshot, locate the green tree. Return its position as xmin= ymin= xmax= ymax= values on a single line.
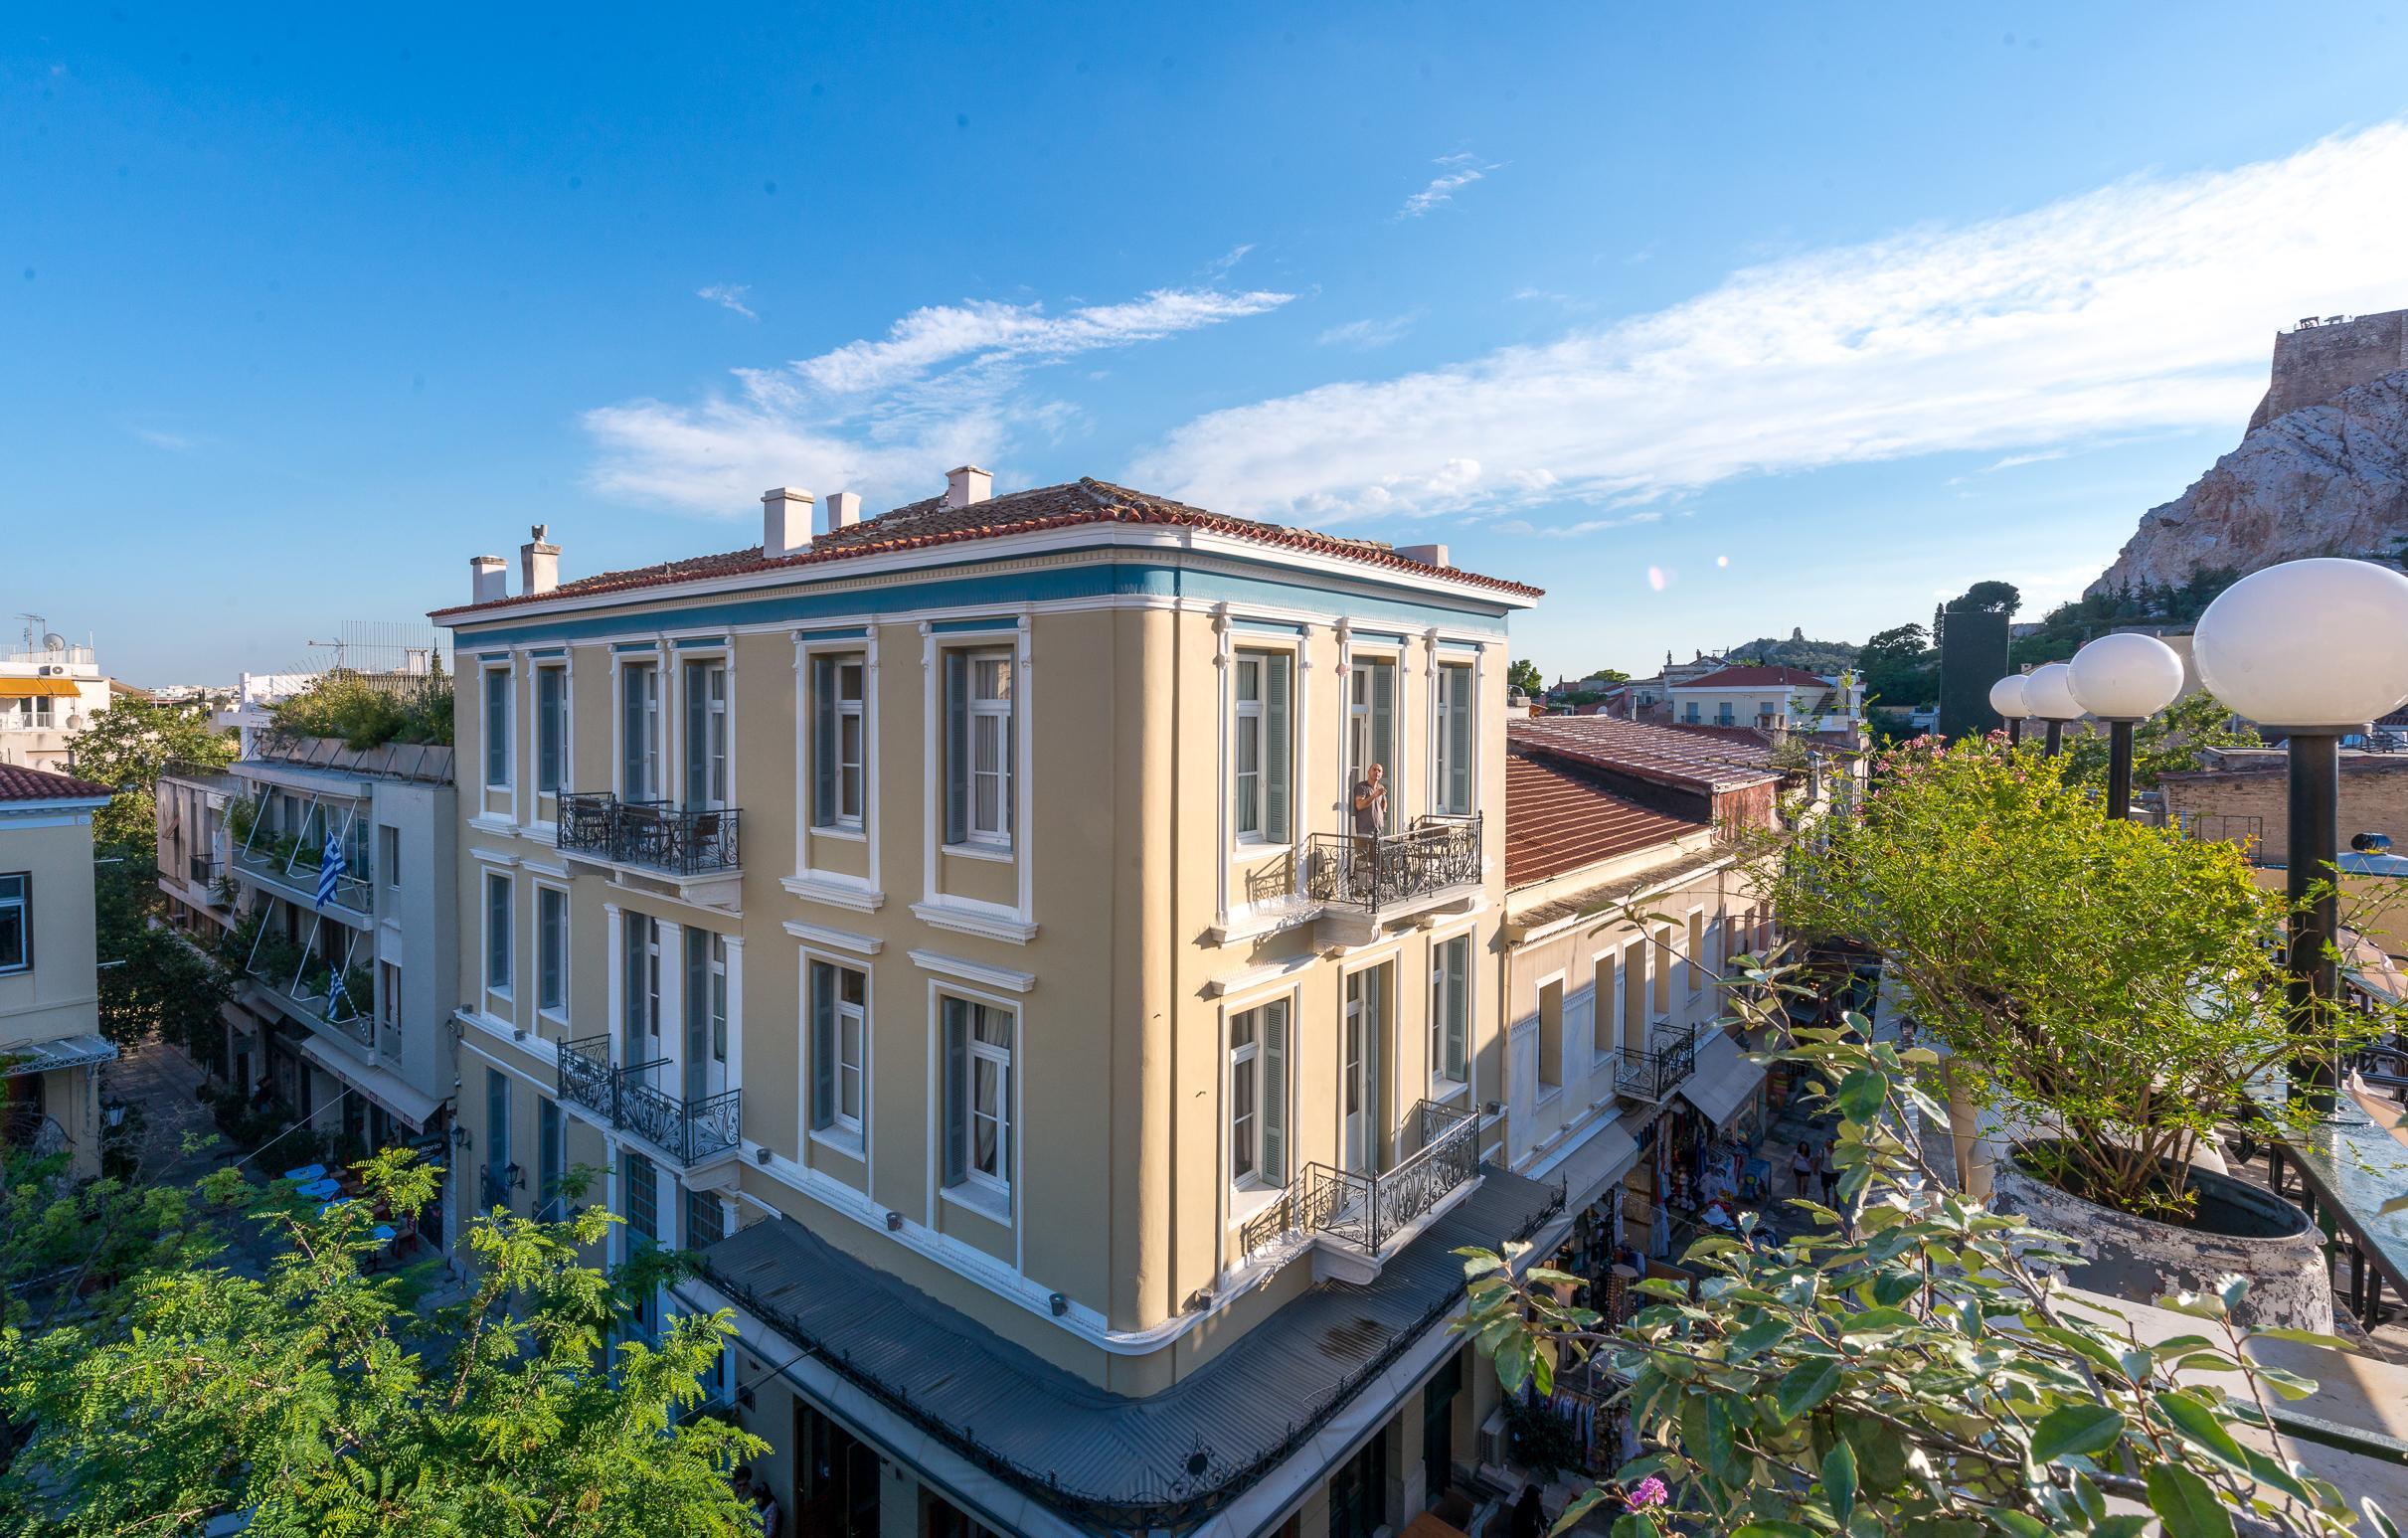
xmin=270 ymin=663 xmax=454 ymax=751
xmin=92 ymin=846 xmax=233 ymax=1057
xmin=1854 ymin=623 xmax=1936 ymax=710
xmin=0 ymin=1150 xmax=764 ymax=1537
xmin=1949 ymin=578 xmax=2023 ymax=617
xmin=2061 ymin=689 xmax=2263 ymax=793
xmin=64 ymin=698 xmax=235 ymax=851
xmin=1507 ymin=658 xmax=1545 ymax=697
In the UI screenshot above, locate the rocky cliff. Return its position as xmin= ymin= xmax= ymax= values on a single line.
xmin=2089 ymin=367 xmax=2408 ymax=596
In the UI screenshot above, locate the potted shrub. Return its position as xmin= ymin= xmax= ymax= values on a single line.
xmin=1766 ymin=734 xmax=2376 ymax=1328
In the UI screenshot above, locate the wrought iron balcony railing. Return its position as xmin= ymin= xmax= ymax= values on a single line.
xmin=479 ymin=1165 xmax=511 ymax=1213
xmin=557 ymin=792 xmax=741 ymax=877
xmin=1301 ymin=813 xmax=1481 ymax=920
xmin=557 ymin=1036 xmax=743 ymax=1167
xmin=1613 ymin=1021 xmax=1702 ymax=1103
xmin=1240 ymin=1099 xmax=1480 ymax=1260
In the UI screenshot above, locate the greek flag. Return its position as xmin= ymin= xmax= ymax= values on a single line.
xmin=316 ymin=832 xmax=344 ymax=910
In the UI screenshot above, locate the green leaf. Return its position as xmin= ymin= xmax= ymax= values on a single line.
xmin=2245 ymin=1325 xmax=2352 ymax=1350
xmin=1727 ymin=1317 xmax=1792 ymax=1359
xmin=1776 ymin=1358 xmax=1843 ymax=1421
xmin=2363 ymin=1497 xmax=2402 ymax=1538
xmin=1610 ymin=1516 xmax=1663 ymax=1538
xmin=2153 ymin=1391 xmax=2249 ymax=1473
xmin=2145 ymin=1462 xmax=2236 ymax=1538
xmin=1821 ymin=1438 xmax=1857 ymax=1526
xmin=1834 ymin=1068 xmax=1888 ymax=1121
xmin=2091 ymin=1519 xmax=2154 ymax=1538
xmin=1838 ymin=1306 xmax=1919 ymax=1334
xmin=1730 ymin=1526 xmax=1816 ymax=1538
xmin=1990 ymin=1513 xmax=2050 ymax=1538
xmin=2028 ymin=1404 xmax=2126 ymax=1463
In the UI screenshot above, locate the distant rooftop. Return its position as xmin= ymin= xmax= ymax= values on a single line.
xmin=1505 ymin=753 xmax=1702 ymax=887
xmin=1672 ymin=664 xmax=1833 ymax=690
xmin=1508 ymin=715 xmax=1782 ymax=795
xmin=0 ymin=765 xmax=111 ymax=803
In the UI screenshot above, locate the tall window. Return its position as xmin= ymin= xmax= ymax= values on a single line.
xmin=483 ymin=666 xmax=511 ymax=788
xmin=944 ymin=650 xmax=1014 ymax=848
xmin=484 ymin=873 xmax=512 ymax=994
xmin=685 ymin=1188 xmax=724 ymax=1248
xmin=537 ymin=1097 xmax=566 ymax=1221
xmin=379 ymin=824 xmax=401 ymax=890
xmin=810 ymin=652 xmax=868 ymax=829
xmin=1430 ymin=935 xmax=1468 ymax=1086
xmin=1232 ymin=650 xmax=1292 ymax=844
xmin=684 ymin=928 xmax=729 ymax=1096
xmin=1434 ymin=661 xmax=1473 ymax=815
xmin=377 ymin=960 xmax=401 ymax=1038
xmin=621 ymin=912 xmax=661 ymax=1060
xmin=1687 ymin=910 xmax=1708 ymax=1000
xmin=942 ymin=996 xmax=1013 ymax=1200
xmin=1347 ymin=658 xmax=1396 ymax=832
xmin=1593 ymin=952 xmax=1621 ymax=1059
xmin=808 ymin=959 xmax=868 ymax=1135
xmin=620 ymin=661 xmax=660 ymax=801
xmin=536 ymin=665 xmax=567 ymax=795
xmin=537 ymin=886 xmax=568 ymax=1012
xmin=1228 ymin=999 xmax=1289 ymax=1188
xmin=682 ymin=658 xmax=728 ymax=809
xmin=623 ymin=1150 xmax=658 ymax=1247
xmin=0 ymin=873 xmax=27 ymax=974
xmin=1537 ymin=978 xmax=1564 ymax=1092
xmin=484 ymin=1067 xmax=511 ymax=1207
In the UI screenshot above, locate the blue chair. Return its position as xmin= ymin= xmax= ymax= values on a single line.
xmin=282 ymin=1163 xmax=327 ymax=1183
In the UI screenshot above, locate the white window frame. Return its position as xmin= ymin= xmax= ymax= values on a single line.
xmin=801 ymin=948 xmax=875 ymax=1167
xmin=483 ymin=871 xmax=513 ymax=998
xmin=1592 ymin=944 xmax=1623 ymax=1069
xmin=376 ymin=958 xmax=401 ymax=1035
xmin=933 ymin=985 xmax=1020 ymax=1228
xmin=1226 ymin=997 xmax=1292 ymax=1192
xmin=681 ymin=653 xmax=730 ymax=810
xmin=1533 ymin=966 xmax=1566 ymax=1102
xmin=482 ymin=664 xmax=513 ymax=790
xmin=534 ymin=662 xmax=569 ymax=798
xmin=823 ymin=653 xmax=868 ymax=831
xmin=1233 ymin=653 xmax=1265 ymax=844
xmin=618 ymin=657 xmax=661 ymax=802
xmin=2 ymin=871 xmax=36 ymax=975
xmin=1686 ymin=907 xmax=1708 ymax=1001
xmin=965 ymin=649 xmax=1014 ymax=849
xmin=535 ymin=881 xmax=570 ymax=1018
xmin=1431 ymin=658 xmax=1476 ymax=817
xmin=962 ymin=1004 xmax=1012 ymax=1197
xmin=1428 ymin=928 xmax=1472 ymax=1095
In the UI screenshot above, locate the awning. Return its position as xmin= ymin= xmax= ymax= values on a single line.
xmin=0 ymin=1032 xmax=119 ymax=1078
xmin=295 ymin=1037 xmax=441 ymax=1131
xmin=1676 ymin=1030 xmax=1769 ymax=1130
xmin=0 ymin=677 xmax=81 ymax=698
xmin=1529 ymin=1115 xmax=1642 ymax=1215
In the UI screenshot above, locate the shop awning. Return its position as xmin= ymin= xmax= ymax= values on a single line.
xmin=0 ymin=677 xmax=81 ymax=698
xmin=296 ymin=1037 xmax=441 ymax=1131
xmin=1530 ymin=1115 xmax=1641 ymax=1215
xmin=1676 ymin=1030 xmax=1769 ymax=1130
xmin=0 ymin=1032 xmax=119 ymax=1079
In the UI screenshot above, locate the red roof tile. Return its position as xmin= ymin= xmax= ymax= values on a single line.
xmin=1672 ymin=664 xmax=1834 ymax=690
xmin=1505 ymin=754 xmax=1701 ymax=886
xmin=433 ymin=477 xmax=1542 ymax=619
xmin=0 ymin=765 xmax=111 ymax=802
xmin=1508 ymin=716 xmax=1782 ymax=794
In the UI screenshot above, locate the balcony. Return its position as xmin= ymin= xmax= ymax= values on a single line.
xmin=1612 ymin=1020 xmax=1701 ymax=1104
xmin=557 ymin=1036 xmax=742 ymax=1170
xmin=244 ymin=952 xmax=379 ymax=1061
xmin=1240 ymin=1099 xmax=1482 ymax=1282
xmin=557 ymin=793 xmax=743 ymax=907
xmin=1298 ymin=813 xmax=1483 ymax=945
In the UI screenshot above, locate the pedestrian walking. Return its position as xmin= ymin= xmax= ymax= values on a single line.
xmin=1790 ymin=1139 xmax=1812 ymax=1198
xmin=1816 ymin=1142 xmax=1838 ymax=1205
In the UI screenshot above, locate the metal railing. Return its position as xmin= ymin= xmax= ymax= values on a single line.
xmin=557 ymin=1036 xmax=743 ymax=1166
xmin=1614 ymin=1021 xmax=1701 ymax=1103
xmin=1301 ymin=813 xmax=1481 ymax=920
xmin=1240 ymin=1100 xmax=1480 ymax=1260
xmin=2182 ymin=813 xmax=2267 ymax=864
xmin=557 ymin=792 xmax=742 ymax=876
xmin=479 ymin=1165 xmax=511 ymax=1213
xmin=187 ymin=853 xmax=224 ymax=887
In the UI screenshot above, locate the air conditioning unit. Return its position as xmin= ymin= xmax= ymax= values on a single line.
xmin=39 ymin=665 xmax=64 ymax=676
xmin=1476 ymin=1405 xmax=1508 ymax=1470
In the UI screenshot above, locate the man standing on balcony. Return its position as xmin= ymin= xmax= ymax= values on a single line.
xmin=1351 ymin=763 xmax=1388 ymax=897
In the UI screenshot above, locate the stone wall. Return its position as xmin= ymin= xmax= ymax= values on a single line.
xmin=2158 ymin=752 xmax=2408 ymax=866
xmin=2251 ymin=308 xmax=2408 ymax=429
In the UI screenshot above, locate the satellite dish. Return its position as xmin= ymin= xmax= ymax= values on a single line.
xmin=42 ymin=633 xmax=66 ymax=652
xmin=66 ymin=714 xmax=86 ymax=731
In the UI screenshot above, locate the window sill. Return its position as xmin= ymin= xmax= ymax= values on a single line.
xmin=808 ymin=1124 xmax=867 ymax=1164
xmin=1227 ymin=1181 xmax=1285 ymax=1231
xmin=940 ymin=1181 xmax=1012 ymax=1228
xmin=1428 ymin=1078 xmax=1471 ymax=1105
xmin=536 ymin=1007 xmax=569 ymax=1033
xmin=1228 ymin=839 xmax=1292 ymax=864
xmin=941 ymin=840 xmax=1015 ymax=865
xmin=1536 ymin=1086 xmax=1563 ymax=1109
xmin=808 ymin=823 xmax=868 ymax=843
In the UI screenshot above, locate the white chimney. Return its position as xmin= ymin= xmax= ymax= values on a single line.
xmin=470 ymin=555 xmax=508 ymax=604
xmin=826 ymin=490 xmax=863 ymax=532
xmin=944 ymin=465 xmax=992 ymax=510
xmin=1395 ymin=543 xmax=1452 ymax=569
xmin=521 ymin=523 xmax=561 ymax=596
xmin=763 ymin=487 xmax=816 ymax=558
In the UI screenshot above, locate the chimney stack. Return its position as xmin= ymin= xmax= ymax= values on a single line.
xmin=944 ymin=465 xmax=992 ymax=510
xmin=826 ymin=490 xmax=863 ymax=532
xmin=763 ymin=487 xmax=816 ymax=558
xmin=521 ymin=523 xmax=561 ymax=596
xmin=470 ymin=555 xmax=509 ymax=604
xmin=1395 ymin=543 xmax=1452 ymax=569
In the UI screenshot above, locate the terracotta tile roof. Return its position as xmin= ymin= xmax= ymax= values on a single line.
xmin=1505 ymin=753 xmax=1702 ymax=887
xmin=433 ymin=477 xmax=1542 ymax=619
xmin=1508 ymin=716 xmax=1782 ymax=794
xmin=1660 ymin=722 xmax=1779 ymax=749
xmin=1671 ymin=664 xmax=1834 ymax=690
xmin=0 ymin=765 xmax=111 ymax=802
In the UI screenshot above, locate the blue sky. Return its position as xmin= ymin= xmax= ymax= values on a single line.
xmin=9 ymin=3 xmax=2408 ymax=685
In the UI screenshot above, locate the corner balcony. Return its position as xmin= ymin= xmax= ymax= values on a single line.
xmin=557 ymin=792 xmax=742 ymax=909
xmin=1240 ymin=1099 xmax=1482 ymax=1283
xmin=1299 ymin=812 xmax=1483 ymax=946
xmin=557 ymin=1036 xmax=742 ymax=1171
xmin=244 ymin=945 xmax=381 ymax=1064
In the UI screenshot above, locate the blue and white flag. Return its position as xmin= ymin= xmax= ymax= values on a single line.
xmin=317 ymin=832 xmax=344 ymax=909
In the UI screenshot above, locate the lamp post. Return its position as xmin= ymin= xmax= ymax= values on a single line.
xmin=2194 ymin=558 xmax=2408 ymax=1110
xmin=2021 ymin=662 xmax=2083 ymax=758
xmin=1988 ymin=674 xmax=2031 ymax=749
xmin=2067 ymin=632 xmax=2185 ymax=819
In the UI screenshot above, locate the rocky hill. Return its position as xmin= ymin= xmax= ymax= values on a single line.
xmin=2091 ymin=317 xmax=2408 ymax=596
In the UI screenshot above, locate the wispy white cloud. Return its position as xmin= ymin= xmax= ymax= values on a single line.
xmin=130 ymin=427 xmax=195 ymax=451
xmin=1315 ymin=311 xmax=1420 ymax=350
xmin=1134 ymin=122 xmax=2408 ymax=526
xmin=1204 ymin=244 xmax=1256 ymax=279
xmin=1397 ymin=153 xmax=1499 ymax=219
xmin=698 ymin=283 xmax=757 ymax=320
xmin=586 ymin=283 xmax=1293 ymax=512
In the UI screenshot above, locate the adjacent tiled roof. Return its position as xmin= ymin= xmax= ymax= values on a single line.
xmin=1506 ymin=753 xmax=1703 ymax=887
xmin=1508 ymin=716 xmax=1782 ymax=794
xmin=0 ymin=765 xmax=110 ymax=802
xmin=433 ymin=477 xmax=1542 ymax=619
xmin=1671 ymin=664 xmax=1833 ymax=690
xmin=1661 ymin=722 xmax=1779 ymax=749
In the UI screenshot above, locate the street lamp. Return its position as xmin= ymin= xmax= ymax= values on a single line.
xmin=2068 ymin=632 xmax=2185 ymax=819
xmin=2021 ymin=662 xmax=2083 ymax=758
xmin=2194 ymin=557 xmax=2408 ymax=1108
xmin=1988 ymin=674 xmax=2031 ymax=749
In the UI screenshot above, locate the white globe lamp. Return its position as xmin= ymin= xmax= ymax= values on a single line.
xmin=2069 ymin=632 xmax=2187 ymax=819
xmin=2020 ymin=661 xmax=2082 ymax=757
xmin=1988 ymin=674 xmax=2031 ymax=748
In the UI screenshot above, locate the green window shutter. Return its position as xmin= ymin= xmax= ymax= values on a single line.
xmin=620 ymin=666 xmax=645 ymax=797
xmin=811 ymin=655 xmax=837 ymax=826
xmin=1446 ymin=664 xmax=1472 ymax=813
xmin=942 ymin=997 xmax=968 ymax=1184
xmin=944 ymin=651 xmax=969 ymax=846
xmin=1265 ymin=656 xmax=1291 ymax=844
xmin=1371 ymin=663 xmax=1394 ymax=827
xmin=681 ymin=662 xmax=706 ymax=809
xmin=620 ymin=913 xmax=644 ymax=1063
xmin=1446 ymin=938 xmax=1468 ymax=1081
xmin=1262 ymin=1004 xmax=1289 ymax=1187
xmin=682 ymin=928 xmax=707 ymax=1100
xmin=809 ymin=962 xmax=835 ymax=1130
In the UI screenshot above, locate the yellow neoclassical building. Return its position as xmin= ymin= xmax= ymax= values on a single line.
xmin=436 ymin=473 xmax=1557 ymax=1536
xmin=0 ymin=766 xmax=117 ymax=1180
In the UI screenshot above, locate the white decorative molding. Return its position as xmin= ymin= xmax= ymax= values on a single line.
xmin=781 ymin=918 xmax=884 ymax=957
xmin=909 ymin=898 xmax=1038 ymax=945
xmin=779 ymin=873 xmax=887 ymax=913
xmin=907 ymin=946 xmax=1037 ymax=995
xmin=468 ymin=846 xmax=521 ymax=869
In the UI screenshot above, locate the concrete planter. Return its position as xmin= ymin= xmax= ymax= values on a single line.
xmin=1991 ymin=1143 xmax=2331 ymax=1333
